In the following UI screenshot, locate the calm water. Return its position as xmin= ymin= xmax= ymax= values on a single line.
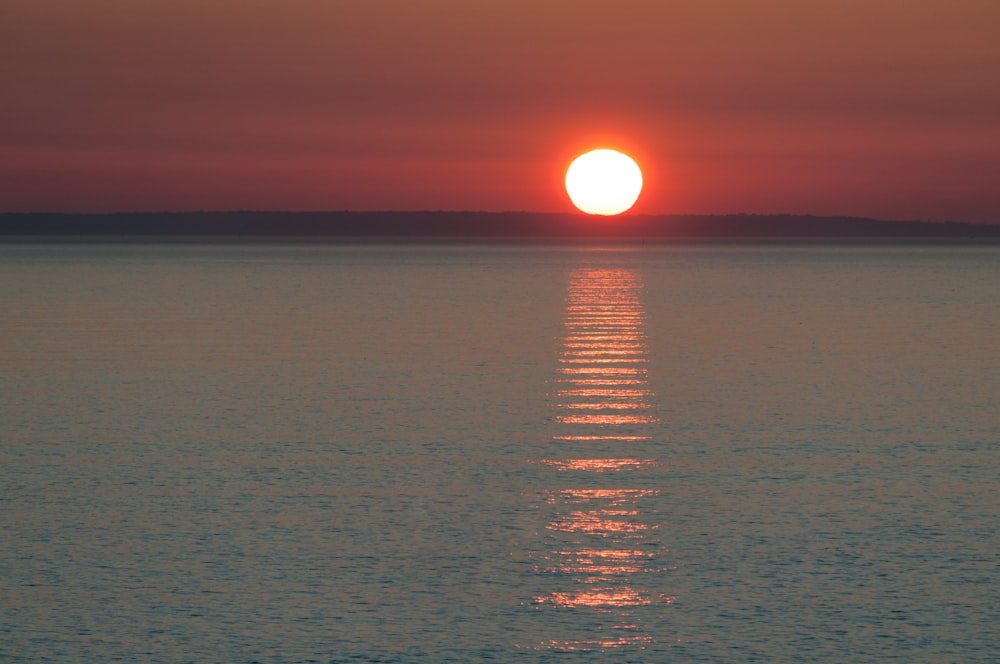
xmin=2 ymin=243 xmax=998 ymax=662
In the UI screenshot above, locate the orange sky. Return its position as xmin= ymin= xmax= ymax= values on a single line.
xmin=2 ymin=0 xmax=998 ymax=221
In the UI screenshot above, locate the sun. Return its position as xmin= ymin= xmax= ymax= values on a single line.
xmin=565 ymin=149 xmax=643 ymax=216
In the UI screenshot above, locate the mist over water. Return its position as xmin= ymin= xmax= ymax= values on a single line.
xmin=2 ymin=243 xmax=998 ymax=661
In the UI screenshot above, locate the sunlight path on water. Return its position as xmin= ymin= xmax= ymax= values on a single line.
xmin=526 ymin=265 xmax=674 ymax=652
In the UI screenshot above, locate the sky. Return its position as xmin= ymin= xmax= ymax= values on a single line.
xmin=2 ymin=0 xmax=998 ymax=221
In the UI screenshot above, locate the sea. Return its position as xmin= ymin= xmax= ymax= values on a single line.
xmin=1 ymin=242 xmax=998 ymax=662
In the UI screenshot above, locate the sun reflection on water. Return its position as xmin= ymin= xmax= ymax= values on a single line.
xmin=555 ymin=414 xmax=659 ymax=425
xmin=541 ymin=458 xmax=654 ymax=471
xmin=558 ymin=366 xmax=646 ymax=375
xmin=558 ymin=402 xmax=652 ymax=410
xmin=558 ymin=388 xmax=652 ymax=397
xmin=528 ymin=266 xmax=672 ymax=652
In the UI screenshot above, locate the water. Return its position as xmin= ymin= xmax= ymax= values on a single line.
xmin=2 ymin=242 xmax=998 ymax=662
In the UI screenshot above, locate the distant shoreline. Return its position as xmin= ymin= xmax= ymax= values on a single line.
xmin=2 ymin=211 xmax=999 ymax=242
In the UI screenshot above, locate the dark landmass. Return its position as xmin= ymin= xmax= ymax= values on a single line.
xmin=2 ymin=211 xmax=999 ymax=241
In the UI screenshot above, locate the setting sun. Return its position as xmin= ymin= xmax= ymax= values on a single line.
xmin=565 ymin=149 xmax=643 ymax=216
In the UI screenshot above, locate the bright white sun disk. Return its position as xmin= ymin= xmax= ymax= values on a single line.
xmin=565 ymin=149 xmax=643 ymax=216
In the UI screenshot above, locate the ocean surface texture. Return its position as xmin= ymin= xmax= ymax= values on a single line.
xmin=2 ymin=243 xmax=998 ymax=662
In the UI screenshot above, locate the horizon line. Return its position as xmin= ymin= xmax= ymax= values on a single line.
xmin=2 ymin=210 xmax=994 ymax=226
